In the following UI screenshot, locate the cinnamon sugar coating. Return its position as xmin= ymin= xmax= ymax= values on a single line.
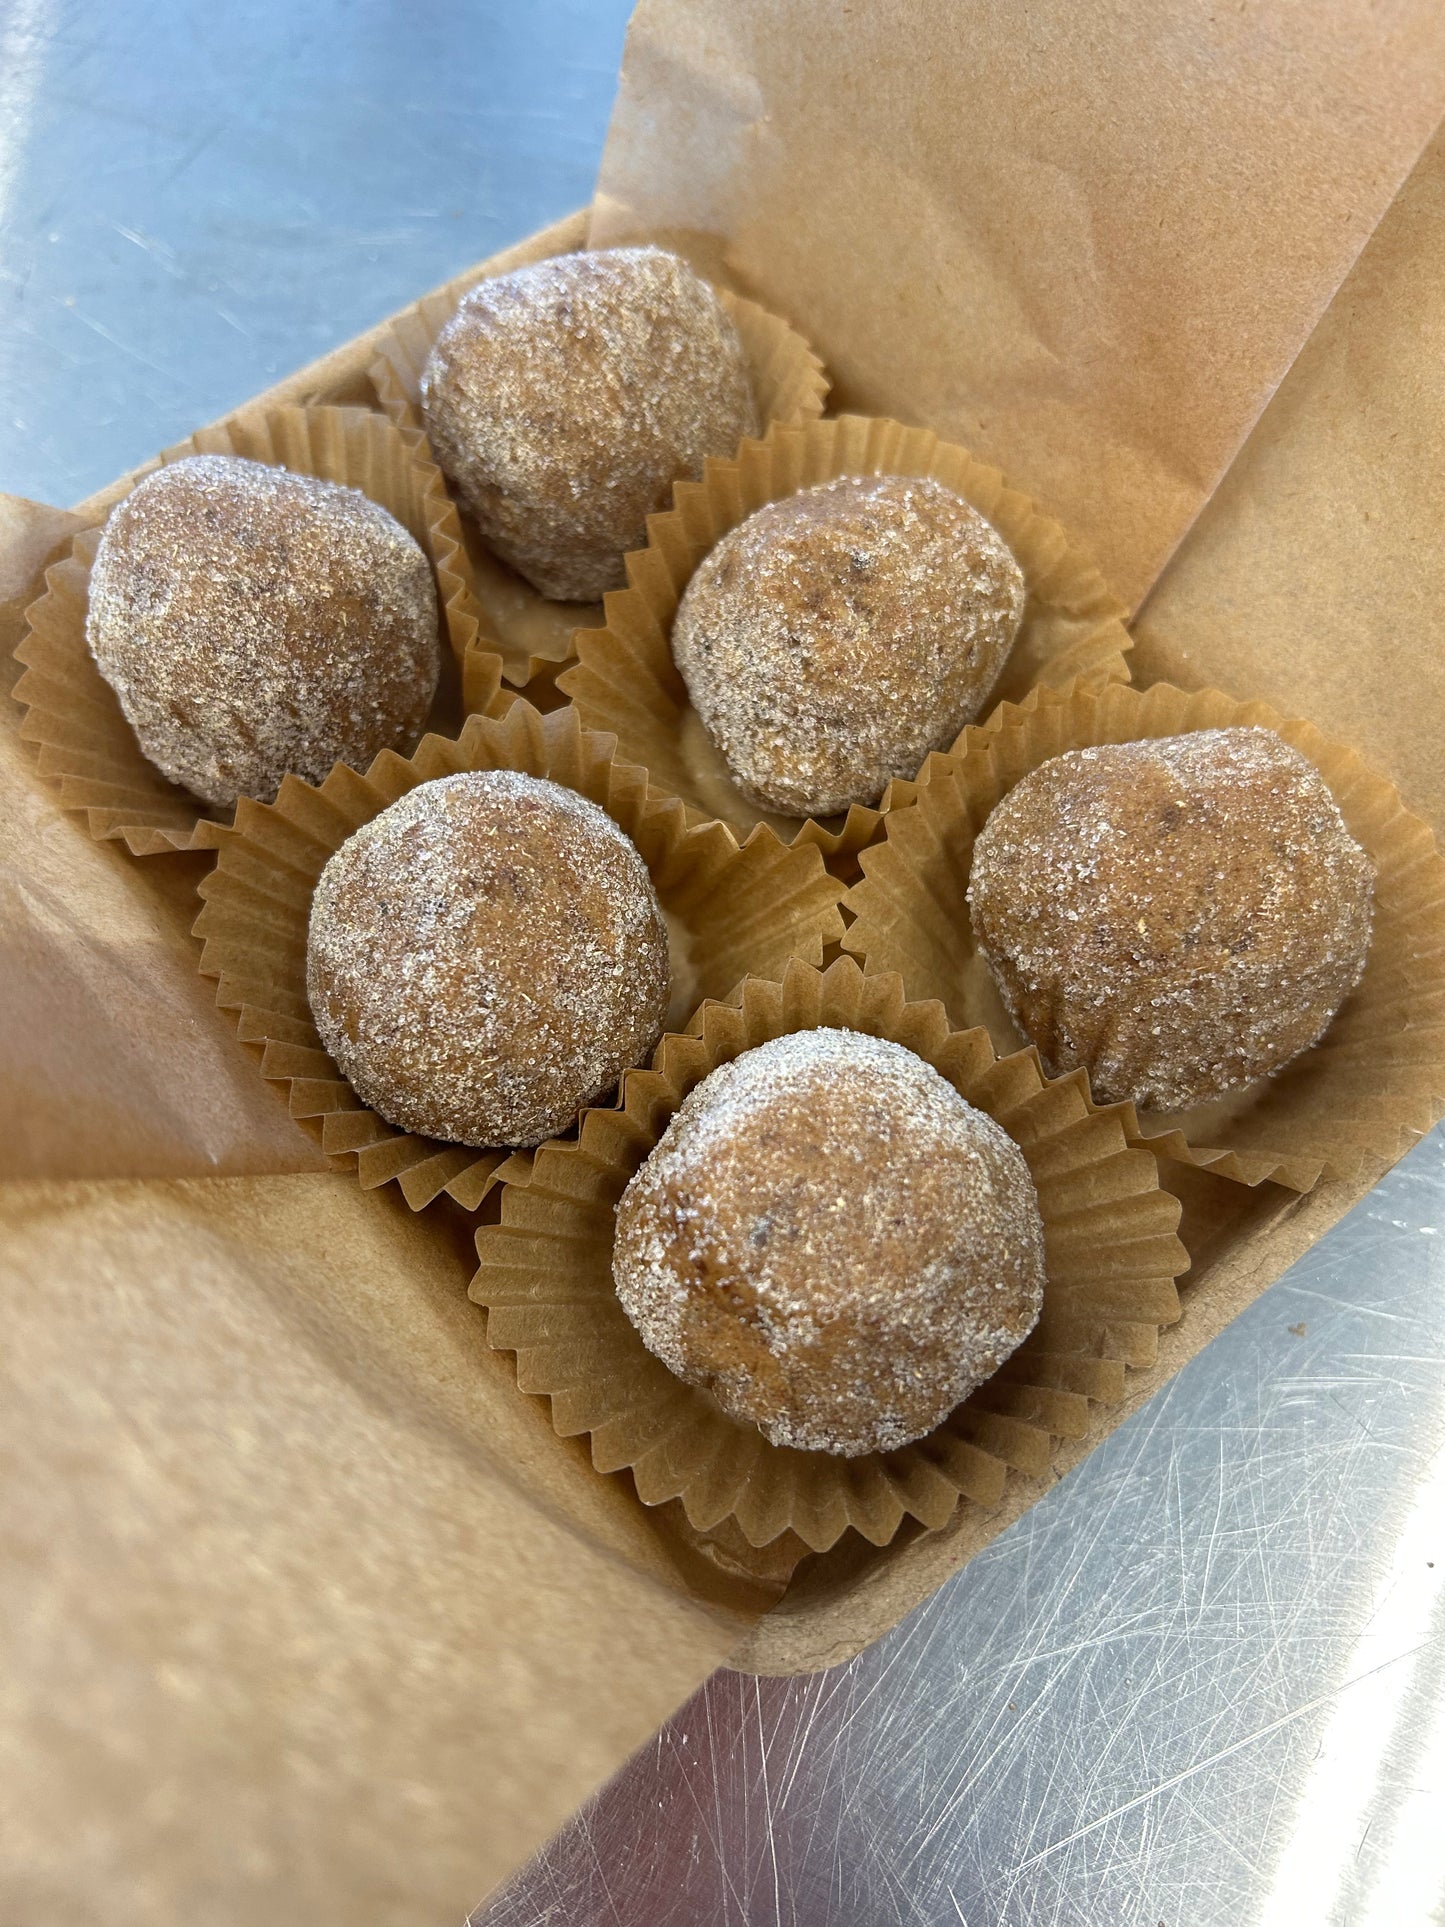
xmin=613 ymin=1029 xmax=1046 ymax=1455
xmin=86 ymin=453 xmax=440 ymax=808
xmin=307 ymin=771 xmax=669 ymax=1149
xmin=967 ymin=728 xmax=1375 ymax=1111
xmin=671 ymin=474 xmax=1026 ymax=818
xmin=421 ymin=246 xmax=758 ymax=602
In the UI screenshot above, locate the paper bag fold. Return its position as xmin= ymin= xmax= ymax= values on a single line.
xmin=593 ymin=0 xmax=1445 ymax=608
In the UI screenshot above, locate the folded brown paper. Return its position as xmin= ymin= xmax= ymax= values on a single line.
xmin=370 ymin=274 xmax=828 ymax=689
xmin=0 ymin=1172 xmax=746 ymax=1927
xmin=12 ymin=405 xmax=506 ymax=857
xmin=592 ymin=0 xmax=1445 ymax=611
xmin=195 ymin=700 xmax=845 ymax=1211
xmin=560 ymin=414 xmax=1131 ymax=862
xmin=473 ymin=956 xmax=1187 ymax=1552
xmin=1135 ymin=122 xmax=1445 ymax=839
xmin=844 ymin=682 xmax=1445 ymax=1191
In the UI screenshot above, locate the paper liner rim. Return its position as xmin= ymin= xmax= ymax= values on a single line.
xmin=470 ymin=954 xmax=1189 ymax=1555
xmin=193 ymin=702 xmax=846 ymax=1212
xmin=367 ymin=270 xmax=829 ymax=691
xmin=557 ymin=412 xmax=1134 ymax=864
xmin=10 ymin=404 xmax=509 ymax=859
xmin=843 ymin=681 xmax=1445 ymax=1191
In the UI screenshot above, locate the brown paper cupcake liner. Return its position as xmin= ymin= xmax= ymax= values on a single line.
xmin=369 ymin=273 xmax=829 ymax=690
xmin=557 ymin=414 xmax=1134 ymax=868
xmin=471 ymin=955 xmax=1187 ymax=1554
xmin=11 ymin=405 xmax=508 ymax=859
xmin=193 ymin=701 xmax=846 ymax=1212
xmin=844 ymin=681 xmax=1445 ymax=1191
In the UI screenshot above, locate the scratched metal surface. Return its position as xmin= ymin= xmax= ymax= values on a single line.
xmin=4 ymin=6 xmax=1445 ymax=1924
xmin=476 ymin=1125 xmax=1445 ymax=1927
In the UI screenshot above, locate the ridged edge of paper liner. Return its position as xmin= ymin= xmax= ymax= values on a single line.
xmin=369 ymin=277 xmax=829 ymax=690
xmin=556 ymin=413 xmax=1134 ymax=868
xmin=843 ymin=681 xmax=1445 ymax=1190
xmin=192 ymin=701 xmax=845 ymax=1212
xmin=470 ymin=954 xmax=1187 ymax=1554
xmin=11 ymin=404 xmax=508 ymax=859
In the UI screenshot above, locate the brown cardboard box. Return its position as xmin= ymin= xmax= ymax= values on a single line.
xmin=8 ymin=2 xmax=1445 ymax=1918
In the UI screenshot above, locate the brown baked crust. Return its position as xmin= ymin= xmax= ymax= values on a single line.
xmin=86 ymin=453 xmax=440 ymax=808
xmin=421 ymin=246 xmax=759 ymax=603
xmin=612 ymin=1029 xmax=1046 ymax=1455
xmin=671 ymin=473 xmax=1026 ymax=818
xmin=967 ymin=728 xmax=1376 ymax=1111
xmin=307 ymin=770 xmax=670 ymax=1148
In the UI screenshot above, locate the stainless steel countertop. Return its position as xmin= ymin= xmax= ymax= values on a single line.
xmin=4 ymin=6 xmax=1442 ymax=1923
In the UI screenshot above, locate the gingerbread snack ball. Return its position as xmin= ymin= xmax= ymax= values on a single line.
xmin=613 ymin=1029 xmax=1046 ymax=1455
xmin=421 ymin=246 xmax=759 ymax=602
xmin=967 ymin=728 xmax=1375 ymax=1112
xmin=670 ymin=474 xmax=1026 ymax=818
xmin=307 ymin=771 xmax=669 ymax=1148
xmin=86 ymin=453 xmax=440 ymax=809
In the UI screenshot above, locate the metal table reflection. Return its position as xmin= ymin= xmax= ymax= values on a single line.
xmin=3 ymin=5 xmax=1442 ymax=1922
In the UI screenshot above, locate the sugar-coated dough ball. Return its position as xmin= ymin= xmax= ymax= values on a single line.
xmin=307 ymin=770 xmax=670 ymax=1148
xmin=86 ymin=453 xmax=440 ymax=808
xmin=421 ymin=246 xmax=759 ymax=602
xmin=968 ymin=728 xmax=1375 ymax=1111
xmin=613 ymin=1028 xmax=1046 ymax=1455
xmin=671 ymin=474 xmax=1026 ymax=817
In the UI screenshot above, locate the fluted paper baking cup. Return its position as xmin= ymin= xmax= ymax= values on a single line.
xmin=471 ymin=955 xmax=1186 ymax=1553
xmin=370 ymin=273 xmax=829 ymax=690
xmin=193 ymin=702 xmax=846 ymax=1212
xmin=11 ymin=405 xmax=507 ymax=859
xmin=557 ymin=414 xmax=1133 ymax=867
xmin=844 ymin=682 xmax=1445 ymax=1191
